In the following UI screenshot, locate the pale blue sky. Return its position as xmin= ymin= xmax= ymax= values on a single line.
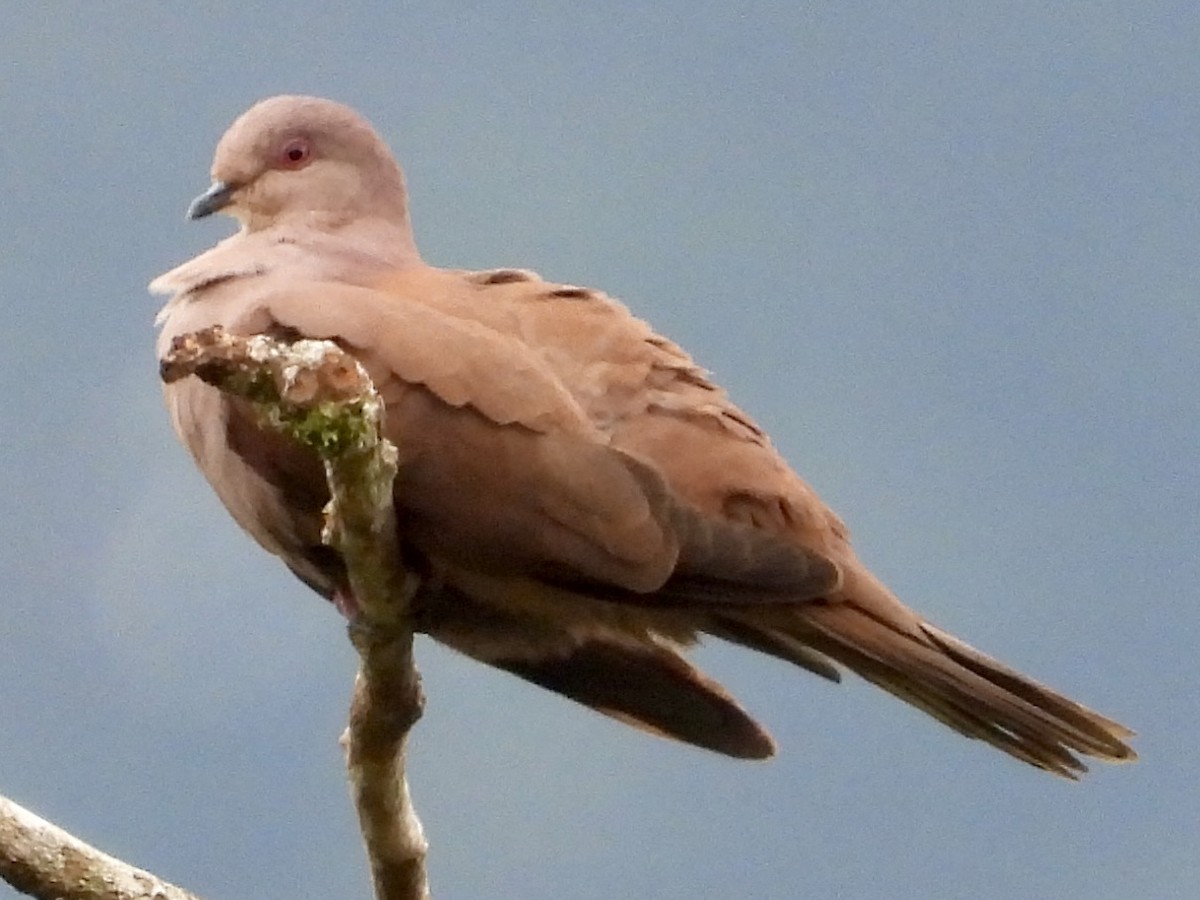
xmin=1 ymin=4 xmax=1195 ymax=898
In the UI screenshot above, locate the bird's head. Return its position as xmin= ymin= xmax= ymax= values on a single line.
xmin=187 ymin=95 xmax=411 ymax=233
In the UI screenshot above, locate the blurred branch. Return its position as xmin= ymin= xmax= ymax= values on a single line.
xmin=164 ymin=326 xmax=430 ymax=900
xmin=0 ymin=794 xmax=199 ymax=900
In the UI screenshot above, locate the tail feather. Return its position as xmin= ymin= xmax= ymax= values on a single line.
xmin=920 ymin=622 xmax=1135 ymax=740
xmin=720 ymin=595 xmax=1136 ymax=778
xmin=708 ymin=615 xmax=842 ymax=683
xmin=492 ymin=637 xmax=777 ymax=760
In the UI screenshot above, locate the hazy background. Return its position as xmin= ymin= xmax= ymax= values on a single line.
xmin=1 ymin=4 xmax=1196 ymax=898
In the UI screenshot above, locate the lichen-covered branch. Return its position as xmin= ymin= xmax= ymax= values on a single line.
xmin=0 ymin=794 xmax=200 ymax=900
xmin=162 ymin=326 xmax=429 ymax=900
xmin=1 ymin=327 xmax=428 ymax=900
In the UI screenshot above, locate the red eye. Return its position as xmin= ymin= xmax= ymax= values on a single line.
xmin=279 ymin=138 xmax=311 ymax=169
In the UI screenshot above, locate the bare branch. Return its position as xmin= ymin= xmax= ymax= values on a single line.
xmin=162 ymin=326 xmax=429 ymax=900
xmin=0 ymin=794 xmax=199 ymax=900
xmin=344 ymin=638 xmax=428 ymax=900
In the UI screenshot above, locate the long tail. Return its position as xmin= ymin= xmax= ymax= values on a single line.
xmin=715 ymin=572 xmax=1136 ymax=778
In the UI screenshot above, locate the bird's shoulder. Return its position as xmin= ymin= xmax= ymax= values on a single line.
xmin=377 ymin=265 xmax=852 ymax=549
xmin=377 ymin=266 xmax=762 ymax=439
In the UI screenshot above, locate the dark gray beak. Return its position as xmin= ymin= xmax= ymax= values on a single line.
xmin=186 ymin=181 xmax=236 ymax=220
